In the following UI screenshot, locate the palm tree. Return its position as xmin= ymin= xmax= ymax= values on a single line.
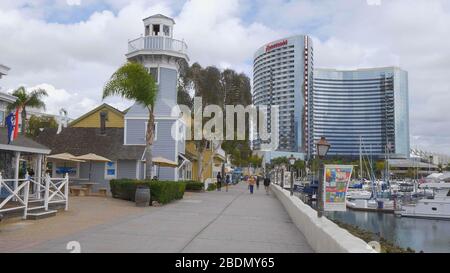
xmin=103 ymin=62 xmax=158 ymax=179
xmin=7 ymin=86 xmax=48 ymax=134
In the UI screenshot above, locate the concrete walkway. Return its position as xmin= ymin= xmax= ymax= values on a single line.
xmin=24 ymin=182 xmax=313 ymax=253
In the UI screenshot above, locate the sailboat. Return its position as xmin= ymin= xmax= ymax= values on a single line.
xmin=346 ymin=137 xmax=395 ymax=213
xmin=395 ymin=182 xmax=450 ymax=219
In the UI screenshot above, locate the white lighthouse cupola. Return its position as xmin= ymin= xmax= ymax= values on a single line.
xmin=126 ymin=14 xmax=188 ymax=116
xmin=143 ymin=14 xmax=174 ymax=38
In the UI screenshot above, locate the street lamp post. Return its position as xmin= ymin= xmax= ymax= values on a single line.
xmin=275 ymin=165 xmax=279 ymax=185
xmin=289 ymin=154 xmax=296 ymax=196
xmin=281 ymin=163 xmax=286 ymax=189
xmin=316 ymin=136 xmax=331 ymax=218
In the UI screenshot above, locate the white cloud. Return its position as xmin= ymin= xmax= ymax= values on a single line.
xmin=66 ymin=0 xmax=82 ymax=6
xmin=0 ymin=0 xmax=449 ymax=154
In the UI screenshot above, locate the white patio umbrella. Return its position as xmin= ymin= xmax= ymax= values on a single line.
xmin=73 ymin=153 xmax=111 ymax=181
xmin=152 ymin=156 xmax=178 ymax=179
xmin=47 ymin=153 xmax=86 ymax=162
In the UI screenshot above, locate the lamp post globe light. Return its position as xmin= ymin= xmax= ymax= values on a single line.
xmin=289 ymin=154 xmax=296 ymax=196
xmin=316 ymin=136 xmax=330 ymax=218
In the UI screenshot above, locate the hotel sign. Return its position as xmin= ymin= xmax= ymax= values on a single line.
xmin=265 ymin=40 xmax=288 ymax=52
xmin=322 ymin=165 xmax=353 ymax=211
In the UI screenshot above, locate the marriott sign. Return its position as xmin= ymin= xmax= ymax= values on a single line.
xmin=265 ymin=40 xmax=288 ymax=52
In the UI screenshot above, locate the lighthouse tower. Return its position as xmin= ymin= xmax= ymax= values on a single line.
xmin=124 ymin=14 xmax=189 ymax=181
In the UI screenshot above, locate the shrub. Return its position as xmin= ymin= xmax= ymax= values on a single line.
xmin=110 ymin=179 xmax=186 ymax=205
xmin=207 ymin=182 xmax=217 ymax=191
xmin=183 ymin=180 xmax=204 ymax=191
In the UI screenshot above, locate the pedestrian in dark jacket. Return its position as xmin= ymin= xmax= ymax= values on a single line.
xmin=256 ymin=176 xmax=260 ymax=190
xmin=216 ymin=172 xmax=222 ymax=191
xmin=264 ymin=176 xmax=271 ymax=195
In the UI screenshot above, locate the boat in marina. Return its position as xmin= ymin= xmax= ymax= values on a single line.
xmin=346 ymin=198 xmax=395 ymax=213
xmin=345 ymin=137 xmax=399 ymax=213
xmin=347 ymin=189 xmax=372 ymax=200
xmin=395 ymin=182 xmax=450 ymax=220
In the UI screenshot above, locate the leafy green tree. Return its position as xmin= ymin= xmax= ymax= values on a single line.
xmin=405 ymin=168 xmax=415 ymax=178
xmin=178 ymin=63 xmax=253 ymax=172
xmin=28 ymin=115 xmax=58 ymax=137
xmin=103 ymin=62 xmax=157 ymax=179
xmin=8 ymin=86 xmax=48 ymax=134
xmin=375 ymin=161 xmax=385 ymax=178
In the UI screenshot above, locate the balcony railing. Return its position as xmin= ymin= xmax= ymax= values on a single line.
xmin=128 ymin=36 xmax=188 ymax=56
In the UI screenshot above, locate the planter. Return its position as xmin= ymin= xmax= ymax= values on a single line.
xmin=135 ymin=185 xmax=151 ymax=207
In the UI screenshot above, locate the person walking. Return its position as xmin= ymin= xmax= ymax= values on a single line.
xmin=248 ymin=175 xmax=256 ymax=194
xmin=256 ymin=175 xmax=260 ymax=190
xmin=263 ymin=175 xmax=271 ymax=195
xmin=225 ymin=174 xmax=231 ymax=192
xmin=216 ymin=172 xmax=222 ymax=191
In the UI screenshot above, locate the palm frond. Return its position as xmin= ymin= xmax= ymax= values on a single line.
xmin=26 ymin=88 xmax=48 ymax=110
xmin=102 ymin=62 xmax=158 ymax=108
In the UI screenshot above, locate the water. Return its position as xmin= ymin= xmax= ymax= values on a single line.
xmin=325 ymin=210 xmax=450 ymax=253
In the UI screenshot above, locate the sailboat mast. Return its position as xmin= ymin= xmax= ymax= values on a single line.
xmin=360 ymin=136 xmax=363 ymax=183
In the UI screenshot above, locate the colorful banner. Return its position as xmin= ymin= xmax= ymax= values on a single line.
xmin=323 ymin=165 xmax=353 ymax=212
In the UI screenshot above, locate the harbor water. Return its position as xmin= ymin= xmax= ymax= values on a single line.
xmin=325 ymin=209 xmax=450 ymax=253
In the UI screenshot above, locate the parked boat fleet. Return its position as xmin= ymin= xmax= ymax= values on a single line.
xmin=295 ymin=174 xmax=450 ymax=220
xmin=346 ymin=177 xmax=450 ymax=219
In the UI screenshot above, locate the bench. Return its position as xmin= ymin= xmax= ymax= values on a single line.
xmin=98 ymin=188 xmax=108 ymax=197
xmin=70 ymin=186 xmax=88 ymax=197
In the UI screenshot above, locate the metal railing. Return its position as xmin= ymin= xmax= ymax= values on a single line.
xmin=128 ymin=36 xmax=188 ymax=55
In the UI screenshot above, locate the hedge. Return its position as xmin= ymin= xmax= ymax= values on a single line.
xmin=207 ymin=182 xmax=217 ymax=191
xmin=183 ymin=180 xmax=204 ymax=191
xmin=110 ymin=179 xmax=186 ymax=205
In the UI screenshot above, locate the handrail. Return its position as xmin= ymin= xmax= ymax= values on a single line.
xmin=0 ymin=173 xmax=30 ymax=219
xmin=0 ymin=173 xmax=70 ymax=220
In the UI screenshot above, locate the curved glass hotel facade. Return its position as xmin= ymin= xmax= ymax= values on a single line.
xmin=312 ymin=67 xmax=410 ymax=158
xmin=253 ymin=35 xmax=313 ymax=153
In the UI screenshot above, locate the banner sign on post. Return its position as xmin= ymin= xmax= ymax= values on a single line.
xmin=323 ymin=165 xmax=353 ymax=212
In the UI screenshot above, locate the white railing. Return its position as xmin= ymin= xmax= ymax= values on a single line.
xmin=128 ymin=36 xmax=188 ymax=55
xmin=0 ymin=173 xmax=69 ymax=220
xmin=0 ymin=174 xmax=30 ymax=219
xmin=27 ymin=173 xmax=69 ymax=211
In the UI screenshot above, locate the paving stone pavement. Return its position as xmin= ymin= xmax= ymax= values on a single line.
xmin=24 ymin=182 xmax=313 ymax=253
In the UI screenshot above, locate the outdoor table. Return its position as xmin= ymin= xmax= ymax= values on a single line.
xmin=78 ymin=182 xmax=99 ymax=196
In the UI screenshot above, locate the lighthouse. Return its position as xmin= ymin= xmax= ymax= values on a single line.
xmin=124 ymin=14 xmax=189 ymax=181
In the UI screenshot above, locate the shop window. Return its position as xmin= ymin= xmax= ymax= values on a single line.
xmin=105 ymin=161 xmax=117 ymax=179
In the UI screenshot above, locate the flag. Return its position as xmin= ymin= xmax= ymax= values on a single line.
xmin=5 ymin=111 xmax=14 ymax=144
xmin=13 ymin=107 xmax=20 ymax=140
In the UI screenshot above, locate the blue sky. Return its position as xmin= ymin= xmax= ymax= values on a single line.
xmin=1 ymin=0 xmax=450 ymax=155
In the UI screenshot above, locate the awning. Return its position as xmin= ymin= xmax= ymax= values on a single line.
xmin=47 ymin=153 xmax=86 ymax=162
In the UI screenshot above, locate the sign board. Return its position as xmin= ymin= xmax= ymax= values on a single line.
xmin=323 ymin=165 xmax=353 ymax=211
